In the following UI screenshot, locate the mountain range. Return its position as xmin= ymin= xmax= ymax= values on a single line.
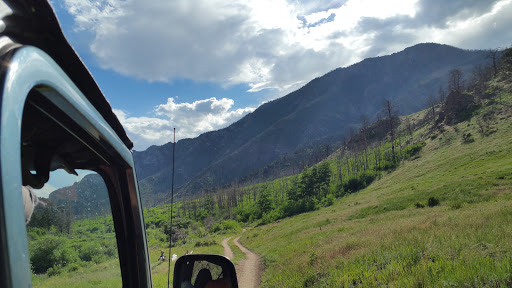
xmin=51 ymin=43 xmax=491 ymax=208
xmin=48 ymin=174 xmax=111 ymax=218
xmin=133 ymin=43 xmax=489 ymax=205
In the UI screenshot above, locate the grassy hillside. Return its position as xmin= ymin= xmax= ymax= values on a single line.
xmin=240 ymin=82 xmax=512 ymax=287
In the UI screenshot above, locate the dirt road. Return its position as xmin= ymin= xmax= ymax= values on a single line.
xmin=221 ymin=236 xmax=262 ymax=288
xmin=221 ymin=236 xmax=234 ymax=260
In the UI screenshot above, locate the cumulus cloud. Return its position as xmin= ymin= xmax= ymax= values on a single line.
xmin=413 ymin=0 xmax=502 ymax=28
xmin=114 ymin=109 xmax=174 ymax=150
xmin=114 ymin=98 xmax=255 ymax=150
xmin=350 ymin=0 xmax=512 ymax=59
xmin=57 ymin=0 xmax=409 ymax=93
xmin=423 ymin=0 xmax=512 ymax=49
xmin=63 ymin=0 xmax=512 ymax=96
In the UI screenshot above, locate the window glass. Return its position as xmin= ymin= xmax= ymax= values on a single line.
xmin=21 ymin=91 xmax=122 ymax=287
xmin=26 ymin=170 xmax=122 ymax=287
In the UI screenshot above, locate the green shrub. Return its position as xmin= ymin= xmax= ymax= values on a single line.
xmin=309 ymin=251 xmax=318 ymax=266
xmin=77 ymin=239 xmax=117 ymax=264
xmin=263 ymin=253 xmax=277 ymax=267
xmin=194 ymin=238 xmax=216 ymax=247
xmin=92 ymin=254 xmax=107 ymax=264
xmin=222 ymin=220 xmax=240 ymax=232
xmin=303 ymin=272 xmax=327 ymax=287
xmin=462 ymin=133 xmax=474 ymax=143
xmin=260 ymin=210 xmax=281 ymax=225
xmin=428 ymin=197 xmax=440 ymax=207
xmin=146 ymin=228 xmax=168 ymax=248
xmin=321 ymin=194 xmax=335 ymax=207
xmin=450 ymin=201 xmax=464 ymax=210
xmin=414 ymin=202 xmax=425 ymax=208
xmin=500 ymin=47 xmax=512 ymax=72
xmin=101 ymin=239 xmax=118 ymax=258
xmin=66 ymin=262 xmax=82 ymax=272
xmin=402 ymin=141 xmax=426 ymax=159
xmin=361 ymin=171 xmax=377 ymax=186
xmin=210 ymin=222 xmax=224 ymax=233
xmin=29 ymin=235 xmax=79 ymax=274
xmin=26 ymin=227 xmax=48 ymax=241
xmin=79 ymin=242 xmax=105 ymax=262
xmin=344 ymin=178 xmax=364 ymax=193
xmin=47 ymin=265 xmax=63 ymax=277
xmin=344 ymin=171 xmax=377 ymax=193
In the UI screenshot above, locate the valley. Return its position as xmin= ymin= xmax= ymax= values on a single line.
xmin=27 ymin=44 xmax=512 ymax=287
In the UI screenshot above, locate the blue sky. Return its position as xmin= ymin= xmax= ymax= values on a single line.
xmin=49 ymin=0 xmax=512 ymax=152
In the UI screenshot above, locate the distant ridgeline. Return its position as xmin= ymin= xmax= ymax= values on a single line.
xmin=53 ymin=43 xmax=495 ymax=208
xmin=29 ymin=173 xmax=111 ymax=231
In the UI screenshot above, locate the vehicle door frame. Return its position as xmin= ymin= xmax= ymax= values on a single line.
xmin=0 ymin=45 xmax=152 ymax=288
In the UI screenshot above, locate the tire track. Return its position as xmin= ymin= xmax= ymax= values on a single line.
xmin=221 ymin=236 xmax=262 ymax=288
xmin=222 ymin=236 xmax=234 ymax=260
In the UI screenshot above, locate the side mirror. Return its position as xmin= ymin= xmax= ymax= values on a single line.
xmin=173 ymin=254 xmax=238 ymax=288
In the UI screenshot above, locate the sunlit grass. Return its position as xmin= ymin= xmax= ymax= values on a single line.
xmin=241 ymin=89 xmax=512 ymax=287
xmin=31 ymin=259 xmax=122 ymax=288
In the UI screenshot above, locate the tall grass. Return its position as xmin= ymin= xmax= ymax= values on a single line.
xmin=241 ymin=87 xmax=512 ymax=287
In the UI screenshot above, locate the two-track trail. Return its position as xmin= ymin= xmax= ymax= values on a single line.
xmin=221 ymin=235 xmax=262 ymax=288
xmin=221 ymin=236 xmax=235 ymax=259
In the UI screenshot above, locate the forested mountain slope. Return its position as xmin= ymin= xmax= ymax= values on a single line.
xmin=50 ymin=43 xmax=490 ymax=206
xmin=134 ymin=43 xmax=488 ymax=203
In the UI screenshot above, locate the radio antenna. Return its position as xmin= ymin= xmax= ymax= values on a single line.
xmin=167 ymin=128 xmax=176 ymax=288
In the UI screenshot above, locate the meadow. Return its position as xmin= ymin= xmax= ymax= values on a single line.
xmin=240 ymin=85 xmax=512 ymax=287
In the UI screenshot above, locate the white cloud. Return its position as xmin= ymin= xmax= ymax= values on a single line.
xmin=304 ymin=10 xmax=330 ymax=26
xmin=114 ymin=98 xmax=255 ymax=150
xmin=33 ymin=183 xmax=56 ymax=199
xmin=420 ymin=0 xmax=512 ymax=50
xmin=114 ymin=109 xmax=174 ymax=150
xmin=61 ymin=0 xmax=420 ymax=94
xmin=63 ymin=0 xmax=512 ymax=96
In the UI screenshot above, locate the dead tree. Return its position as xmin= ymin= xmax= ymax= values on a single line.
xmin=427 ymin=94 xmax=437 ymax=126
xmin=486 ymin=48 xmax=499 ymax=76
xmin=438 ymin=85 xmax=446 ymax=108
xmin=360 ymin=114 xmax=370 ymax=169
xmin=448 ymin=69 xmax=464 ymax=92
xmin=405 ymin=116 xmax=414 ymax=141
xmin=385 ymin=99 xmax=397 ymax=165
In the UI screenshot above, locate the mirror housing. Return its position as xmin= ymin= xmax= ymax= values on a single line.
xmin=173 ymin=254 xmax=238 ymax=288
